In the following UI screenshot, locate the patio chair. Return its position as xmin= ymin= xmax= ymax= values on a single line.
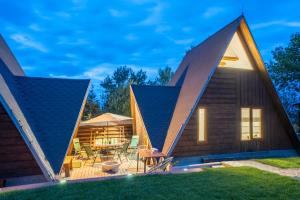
xmin=147 ymin=157 xmax=173 ymax=174
xmin=115 ymin=142 xmax=130 ymax=163
xmin=73 ymin=138 xmax=83 ymax=158
xmin=82 ymin=144 xmax=98 ymax=166
xmin=129 ymin=135 xmax=139 ymax=149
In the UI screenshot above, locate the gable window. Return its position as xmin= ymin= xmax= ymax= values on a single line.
xmin=198 ymin=108 xmax=206 ymax=142
xmin=241 ymin=108 xmax=262 ymax=140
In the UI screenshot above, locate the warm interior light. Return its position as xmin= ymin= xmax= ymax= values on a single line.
xmin=252 ymin=109 xmax=262 ymax=139
xmin=218 ymin=32 xmax=253 ymax=70
xmin=241 ymin=108 xmax=250 ymax=140
xmin=198 ymin=108 xmax=206 ymax=142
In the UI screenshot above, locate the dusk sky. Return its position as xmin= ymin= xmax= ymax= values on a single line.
xmin=1 ymin=0 xmax=299 ymax=83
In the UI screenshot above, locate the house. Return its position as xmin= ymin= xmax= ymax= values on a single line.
xmin=0 ymin=35 xmax=90 ymax=186
xmin=130 ymin=15 xmax=300 ymax=162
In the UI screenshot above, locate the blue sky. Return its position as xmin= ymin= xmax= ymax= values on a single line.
xmin=1 ymin=0 xmax=299 ymax=83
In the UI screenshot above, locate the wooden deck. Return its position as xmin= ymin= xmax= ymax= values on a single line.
xmin=64 ymin=157 xmax=146 ymax=180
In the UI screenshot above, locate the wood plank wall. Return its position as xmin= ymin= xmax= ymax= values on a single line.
xmin=0 ymin=103 xmax=42 ymax=179
xmin=172 ymin=67 xmax=293 ymax=157
xmin=76 ymin=124 xmax=133 ymax=146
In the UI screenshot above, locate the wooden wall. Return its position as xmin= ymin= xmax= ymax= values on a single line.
xmin=76 ymin=124 xmax=133 ymax=146
xmin=172 ymin=67 xmax=294 ymax=157
xmin=0 ymin=103 xmax=42 ymax=179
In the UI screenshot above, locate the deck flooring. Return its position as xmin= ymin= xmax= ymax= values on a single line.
xmin=66 ymin=157 xmax=147 ymax=180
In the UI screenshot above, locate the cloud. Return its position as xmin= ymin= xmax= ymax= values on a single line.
xmin=252 ymin=20 xmax=300 ymax=30
xmin=125 ymin=33 xmax=138 ymax=41
xmin=29 ymin=24 xmax=43 ymax=32
xmin=202 ymin=7 xmax=224 ymax=18
xmin=108 ymin=8 xmax=127 ymax=17
xmin=136 ymin=2 xmax=166 ymax=26
xmin=174 ymin=38 xmax=195 ymax=45
xmin=10 ymin=34 xmax=48 ymax=53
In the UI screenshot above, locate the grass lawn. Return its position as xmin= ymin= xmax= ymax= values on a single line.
xmin=1 ymin=167 xmax=300 ymax=200
xmin=256 ymin=157 xmax=300 ymax=169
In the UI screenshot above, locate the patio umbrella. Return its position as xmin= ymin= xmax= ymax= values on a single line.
xmin=80 ymin=113 xmax=132 ymax=127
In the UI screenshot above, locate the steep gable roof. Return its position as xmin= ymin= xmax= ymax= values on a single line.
xmin=163 ymin=16 xmax=243 ymax=155
xmin=0 ymin=34 xmax=24 ymax=76
xmin=164 ymin=15 xmax=300 ymax=155
xmin=0 ymin=59 xmax=90 ymax=175
xmin=131 ymin=85 xmax=180 ymax=151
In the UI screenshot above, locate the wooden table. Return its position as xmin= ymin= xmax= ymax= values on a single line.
xmin=63 ymin=156 xmax=73 ymax=177
xmin=137 ymin=149 xmax=166 ymax=173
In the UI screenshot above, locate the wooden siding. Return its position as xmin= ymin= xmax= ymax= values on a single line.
xmin=172 ymin=67 xmax=293 ymax=157
xmin=0 ymin=103 xmax=42 ymax=179
xmin=76 ymin=124 xmax=133 ymax=146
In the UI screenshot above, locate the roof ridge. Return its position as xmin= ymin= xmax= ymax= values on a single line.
xmin=14 ymin=75 xmax=90 ymax=82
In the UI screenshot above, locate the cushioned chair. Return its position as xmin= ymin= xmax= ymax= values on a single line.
xmin=83 ymin=144 xmax=98 ymax=166
xmin=73 ymin=138 xmax=84 ymax=158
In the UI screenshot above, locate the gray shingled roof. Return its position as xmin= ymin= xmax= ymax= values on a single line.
xmin=0 ymin=59 xmax=89 ymax=174
xmin=131 ymin=85 xmax=180 ymax=151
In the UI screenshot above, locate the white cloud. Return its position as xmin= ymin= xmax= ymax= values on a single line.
xmin=108 ymin=9 xmax=127 ymax=17
xmin=155 ymin=25 xmax=171 ymax=33
xmin=136 ymin=2 xmax=166 ymax=26
xmin=252 ymin=20 xmax=300 ymax=30
xmin=29 ymin=24 xmax=43 ymax=32
xmin=202 ymin=7 xmax=224 ymax=18
xmin=10 ymin=34 xmax=48 ymax=53
xmin=182 ymin=27 xmax=192 ymax=33
xmin=174 ymin=38 xmax=195 ymax=45
xmin=125 ymin=34 xmax=138 ymax=41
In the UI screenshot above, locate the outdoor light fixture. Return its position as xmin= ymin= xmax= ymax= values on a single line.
xmin=183 ymin=168 xmax=188 ymax=171
xmin=59 ymin=179 xmax=67 ymax=184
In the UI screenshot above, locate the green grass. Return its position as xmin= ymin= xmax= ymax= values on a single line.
xmin=256 ymin=157 xmax=300 ymax=169
xmin=1 ymin=167 xmax=300 ymax=200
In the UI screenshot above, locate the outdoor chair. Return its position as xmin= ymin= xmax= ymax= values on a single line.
xmin=115 ymin=142 xmax=130 ymax=163
xmin=83 ymin=144 xmax=98 ymax=166
xmin=147 ymin=157 xmax=173 ymax=174
xmin=73 ymin=138 xmax=84 ymax=158
xmin=129 ymin=135 xmax=139 ymax=150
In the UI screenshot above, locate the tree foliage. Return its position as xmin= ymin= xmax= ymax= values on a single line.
xmin=101 ymin=66 xmax=147 ymax=116
xmin=149 ymin=66 xmax=174 ymax=85
xmin=82 ymin=85 xmax=102 ymax=120
xmin=267 ymin=33 xmax=300 ymax=130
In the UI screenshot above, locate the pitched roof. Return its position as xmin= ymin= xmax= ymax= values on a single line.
xmin=163 ymin=16 xmax=243 ymax=155
xmin=0 ymin=34 xmax=24 ymax=76
xmin=164 ymin=15 xmax=300 ymax=155
xmin=0 ymin=58 xmax=90 ymax=174
xmin=131 ymin=85 xmax=180 ymax=151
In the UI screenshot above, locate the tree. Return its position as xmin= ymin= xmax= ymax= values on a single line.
xmin=267 ymin=33 xmax=300 ymax=130
xmin=148 ymin=66 xmax=174 ymax=86
xmin=82 ymin=84 xmax=102 ymax=120
xmin=101 ymin=66 xmax=147 ymax=116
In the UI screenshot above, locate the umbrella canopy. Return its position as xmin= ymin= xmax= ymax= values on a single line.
xmin=80 ymin=113 xmax=132 ymax=127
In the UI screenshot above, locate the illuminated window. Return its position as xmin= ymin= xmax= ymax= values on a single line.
xmin=252 ymin=109 xmax=262 ymax=139
xmin=241 ymin=108 xmax=251 ymax=140
xmin=198 ymin=108 xmax=206 ymax=142
xmin=241 ymin=108 xmax=262 ymax=140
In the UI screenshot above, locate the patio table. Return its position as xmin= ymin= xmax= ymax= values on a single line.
xmin=137 ymin=149 xmax=166 ymax=173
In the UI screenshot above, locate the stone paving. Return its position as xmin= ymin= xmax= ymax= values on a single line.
xmin=223 ymin=160 xmax=300 ymax=178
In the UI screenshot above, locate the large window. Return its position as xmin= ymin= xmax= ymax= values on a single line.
xmin=241 ymin=108 xmax=262 ymax=140
xmin=198 ymin=108 xmax=206 ymax=142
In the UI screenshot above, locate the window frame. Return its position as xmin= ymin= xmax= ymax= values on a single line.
xmin=197 ymin=108 xmax=207 ymax=143
xmin=240 ymin=107 xmax=263 ymax=141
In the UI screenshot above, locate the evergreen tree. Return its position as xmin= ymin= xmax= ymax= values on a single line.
xmin=267 ymin=33 xmax=300 ymax=130
xmin=82 ymin=84 xmax=102 ymax=120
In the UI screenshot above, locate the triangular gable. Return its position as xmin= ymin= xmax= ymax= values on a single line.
xmin=164 ymin=15 xmax=300 ymax=155
xmin=131 ymin=85 xmax=180 ymax=151
xmin=0 ymin=34 xmax=24 ymax=76
xmin=0 ymin=58 xmax=90 ymax=176
xmin=218 ymin=32 xmax=253 ymax=70
xmin=163 ymin=16 xmax=243 ymax=155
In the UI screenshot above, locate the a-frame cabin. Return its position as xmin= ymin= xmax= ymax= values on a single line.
xmin=0 ymin=35 xmax=90 ymax=187
xmin=130 ymin=15 xmax=300 ymax=162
